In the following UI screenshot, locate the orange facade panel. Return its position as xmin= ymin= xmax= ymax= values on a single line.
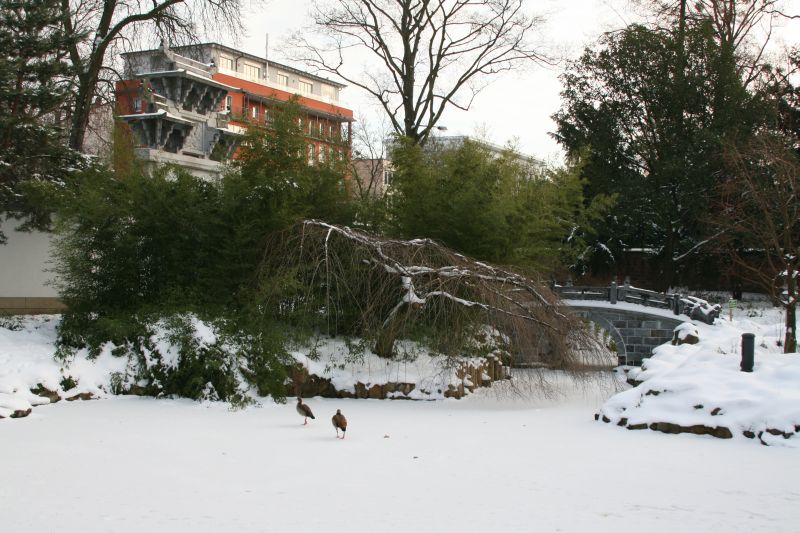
xmin=115 ymin=79 xmax=143 ymax=115
xmin=212 ymin=73 xmax=353 ymax=121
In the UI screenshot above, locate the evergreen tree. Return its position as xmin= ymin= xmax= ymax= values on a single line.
xmin=388 ymin=138 xmax=612 ymax=273
xmin=552 ymin=21 xmax=763 ymax=287
xmin=0 ymin=0 xmax=82 ymax=243
xmin=389 ymin=138 xmax=516 ymax=264
xmin=221 ymin=98 xmax=355 ymax=300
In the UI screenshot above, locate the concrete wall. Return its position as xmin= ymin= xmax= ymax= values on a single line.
xmin=0 ymin=218 xmax=63 ymax=313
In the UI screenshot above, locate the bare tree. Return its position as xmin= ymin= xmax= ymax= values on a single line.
xmin=349 ymin=114 xmax=392 ymax=200
xmin=636 ymin=0 xmax=783 ymax=85
xmin=717 ymin=134 xmax=798 ymax=353
xmin=60 ymin=0 xmax=247 ymax=152
xmin=288 ymin=0 xmax=550 ymax=145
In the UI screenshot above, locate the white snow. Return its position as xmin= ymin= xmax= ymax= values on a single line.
xmin=290 ymin=336 xmax=501 ymax=400
xmin=563 ymin=298 xmax=682 ymax=320
xmin=0 ymin=381 xmax=798 ymax=532
xmin=600 ymin=306 xmax=800 ymax=446
xmin=1 ymin=304 xmax=799 ymax=531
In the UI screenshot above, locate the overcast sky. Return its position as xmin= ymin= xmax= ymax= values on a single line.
xmin=231 ymin=0 xmax=798 ymax=162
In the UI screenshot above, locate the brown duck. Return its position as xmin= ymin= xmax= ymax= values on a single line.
xmin=296 ymin=397 xmax=315 ymax=425
xmin=332 ymin=409 xmax=347 ymax=439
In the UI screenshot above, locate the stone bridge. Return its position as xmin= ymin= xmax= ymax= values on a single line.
xmin=554 ymin=282 xmax=721 ymax=366
xmin=567 ymin=304 xmax=683 ymax=365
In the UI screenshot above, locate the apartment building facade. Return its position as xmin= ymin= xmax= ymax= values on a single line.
xmin=116 ymin=42 xmax=354 ymax=178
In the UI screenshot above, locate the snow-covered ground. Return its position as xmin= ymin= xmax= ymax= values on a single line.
xmin=1 ymin=380 xmax=798 ymax=533
xmin=1 ymin=302 xmax=799 ymax=531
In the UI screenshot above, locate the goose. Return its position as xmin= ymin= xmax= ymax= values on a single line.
xmin=332 ymin=409 xmax=347 ymax=439
xmin=296 ymin=397 xmax=315 ymax=425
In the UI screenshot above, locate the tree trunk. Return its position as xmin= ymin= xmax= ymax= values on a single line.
xmin=69 ymin=70 xmax=99 ymax=152
xmin=785 ymin=270 xmax=797 ymax=353
xmin=374 ymin=302 xmax=417 ymax=358
xmin=786 ymin=302 xmax=796 ymax=354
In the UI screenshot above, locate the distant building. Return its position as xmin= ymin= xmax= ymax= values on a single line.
xmin=115 ymin=42 xmax=354 ymax=178
xmin=428 ymin=135 xmax=544 ymax=169
xmin=1 ymin=42 xmax=356 ymax=313
xmin=352 ymin=158 xmax=393 ymax=198
xmin=352 ymin=135 xmax=543 ymax=197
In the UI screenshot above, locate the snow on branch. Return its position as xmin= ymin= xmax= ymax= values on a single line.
xmin=257 ymin=220 xmax=602 ymax=372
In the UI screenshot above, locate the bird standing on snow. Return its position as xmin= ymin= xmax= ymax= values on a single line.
xmin=296 ymin=397 xmax=315 ymax=425
xmin=332 ymin=409 xmax=347 ymax=439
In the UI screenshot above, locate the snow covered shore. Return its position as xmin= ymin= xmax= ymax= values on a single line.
xmin=1 ymin=306 xmax=798 ymax=531
xmin=598 ymin=304 xmax=800 ymax=446
xmin=0 ymin=316 xmax=508 ymax=418
xmin=2 ymin=304 xmax=799 ymax=448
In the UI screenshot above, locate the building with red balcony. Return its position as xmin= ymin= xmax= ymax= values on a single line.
xmin=116 ymin=42 xmax=354 ymax=178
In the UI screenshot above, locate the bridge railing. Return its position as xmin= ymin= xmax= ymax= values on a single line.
xmin=553 ymin=281 xmax=721 ymax=325
xmin=556 ymin=285 xmax=610 ymax=302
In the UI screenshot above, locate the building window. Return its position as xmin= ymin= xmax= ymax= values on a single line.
xmin=225 ymin=95 xmax=232 ymax=112
xmin=298 ymin=80 xmax=312 ymax=94
xmin=329 ymin=124 xmax=335 ymax=138
xmin=219 ymin=55 xmax=234 ymax=70
xmin=307 ymin=144 xmax=316 ymax=165
xmin=243 ymin=63 xmax=261 ymax=79
xmin=319 ymin=122 xmax=325 ymax=137
xmin=321 ymin=84 xmax=337 ymax=100
xmin=276 ymin=73 xmax=289 ymax=86
xmin=251 ymin=105 xmax=259 ymax=120
xmin=383 ymin=169 xmax=393 ymax=186
xmin=133 ymin=98 xmax=142 ymax=112
xmin=308 ymin=120 xmax=314 ymax=135
xmin=265 ymin=109 xmax=274 ymax=125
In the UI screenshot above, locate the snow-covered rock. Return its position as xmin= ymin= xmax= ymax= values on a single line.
xmin=599 ymin=307 xmax=800 ymax=446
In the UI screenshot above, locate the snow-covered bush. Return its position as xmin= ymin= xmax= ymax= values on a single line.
xmin=56 ymin=313 xmax=291 ymax=404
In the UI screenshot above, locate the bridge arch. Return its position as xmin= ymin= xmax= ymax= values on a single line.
xmin=567 ymin=305 xmax=684 ymax=365
xmin=575 ymin=311 xmax=627 ymax=365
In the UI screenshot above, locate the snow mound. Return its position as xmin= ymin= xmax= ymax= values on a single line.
xmin=0 ymin=315 xmax=131 ymax=417
xmin=598 ymin=308 xmax=800 ymax=446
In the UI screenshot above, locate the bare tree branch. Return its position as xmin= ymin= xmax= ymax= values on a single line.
xmin=715 ymin=132 xmax=799 ymax=352
xmin=257 ymin=220 xmax=604 ymax=375
xmin=286 ymin=0 xmax=551 ymax=144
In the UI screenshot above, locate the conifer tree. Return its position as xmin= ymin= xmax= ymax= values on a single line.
xmin=0 ymin=0 xmax=82 ymax=243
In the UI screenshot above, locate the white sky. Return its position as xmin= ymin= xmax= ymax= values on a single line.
xmin=230 ymin=0 xmax=799 ymax=161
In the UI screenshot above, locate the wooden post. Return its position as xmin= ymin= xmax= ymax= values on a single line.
xmin=672 ymin=294 xmax=681 ymax=315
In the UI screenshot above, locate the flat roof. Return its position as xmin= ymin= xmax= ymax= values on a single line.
xmin=122 ymin=42 xmax=347 ymax=89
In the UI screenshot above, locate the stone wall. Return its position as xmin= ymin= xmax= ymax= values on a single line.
xmin=288 ymin=356 xmax=509 ymax=400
